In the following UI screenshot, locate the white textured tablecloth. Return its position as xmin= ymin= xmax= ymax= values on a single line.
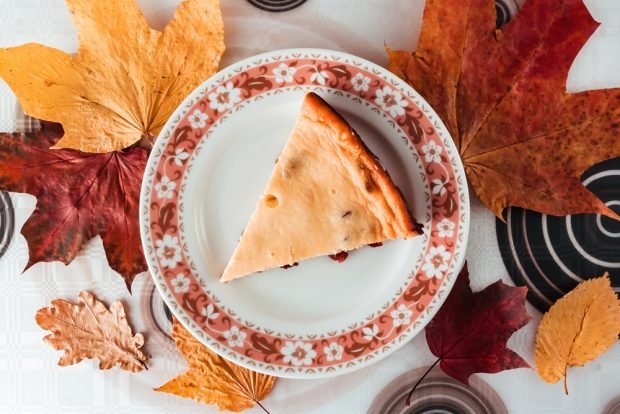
xmin=1 ymin=0 xmax=620 ymax=413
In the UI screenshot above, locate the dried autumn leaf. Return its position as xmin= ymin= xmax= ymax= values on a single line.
xmin=156 ymin=319 xmax=276 ymax=412
xmin=388 ymin=0 xmax=620 ymax=218
xmin=0 ymin=122 xmax=147 ymax=289
xmin=35 ymin=291 xmax=148 ymax=372
xmin=0 ymin=0 xmax=224 ymax=153
xmin=425 ymin=264 xmax=531 ymax=385
xmin=535 ymin=275 xmax=620 ymax=393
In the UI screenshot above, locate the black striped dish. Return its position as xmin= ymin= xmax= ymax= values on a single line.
xmin=246 ymin=0 xmax=307 ymax=13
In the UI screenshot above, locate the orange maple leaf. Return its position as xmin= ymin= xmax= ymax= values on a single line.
xmin=389 ymin=0 xmax=620 ymax=218
xmin=0 ymin=0 xmax=224 ymax=153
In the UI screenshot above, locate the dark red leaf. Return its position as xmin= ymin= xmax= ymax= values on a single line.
xmin=0 ymin=122 xmax=147 ymax=290
xmin=425 ymin=264 xmax=531 ymax=384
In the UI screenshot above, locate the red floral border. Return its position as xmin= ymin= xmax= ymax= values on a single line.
xmin=141 ymin=50 xmax=469 ymax=376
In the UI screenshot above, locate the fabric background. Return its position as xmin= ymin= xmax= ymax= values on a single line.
xmin=0 ymin=1 xmax=619 ymax=412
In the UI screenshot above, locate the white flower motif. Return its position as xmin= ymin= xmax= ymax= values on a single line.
xmin=437 ymin=218 xmax=455 ymax=238
xmin=208 ymin=82 xmax=241 ymax=112
xmin=422 ymin=140 xmax=443 ymax=163
xmin=281 ymin=341 xmax=316 ymax=367
xmin=323 ymin=342 xmax=344 ymax=362
xmin=171 ymin=273 xmax=190 ymax=293
xmin=375 ymin=86 xmax=407 ymax=117
xmin=352 ymin=73 xmax=370 ymax=92
xmin=362 ymin=324 xmax=379 ymax=342
xmin=273 ymin=63 xmax=297 ymax=83
xmin=201 ymin=303 xmax=220 ymax=320
xmin=422 ymin=245 xmax=451 ymax=278
xmin=155 ymin=234 xmax=181 ymax=268
xmin=390 ymin=304 xmax=413 ymax=327
xmin=172 ymin=148 xmax=190 ymax=166
xmin=154 ymin=175 xmax=176 ymax=199
xmin=188 ymin=109 xmax=208 ymax=129
xmin=431 ymin=178 xmax=447 ymax=196
xmin=310 ymin=69 xmax=329 ymax=85
xmin=223 ymin=326 xmax=246 ymax=348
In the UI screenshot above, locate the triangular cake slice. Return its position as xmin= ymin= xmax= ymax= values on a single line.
xmin=221 ymin=93 xmax=422 ymax=282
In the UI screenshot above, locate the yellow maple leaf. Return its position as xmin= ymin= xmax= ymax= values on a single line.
xmin=35 ymin=291 xmax=148 ymax=372
xmin=0 ymin=0 xmax=224 ymax=153
xmin=156 ymin=319 xmax=277 ymax=412
xmin=535 ymin=274 xmax=620 ymax=393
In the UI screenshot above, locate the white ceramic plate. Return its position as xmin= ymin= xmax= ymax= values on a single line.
xmin=140 ymin=49 xmax=469 ymax=378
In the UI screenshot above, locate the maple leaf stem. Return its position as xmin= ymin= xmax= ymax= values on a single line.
xmin=564 ymin=371 xmax=568 ymax=395
xmin=136 ymin=132 xmax=154 ymax=150
xmin=405 ymin=358 xmax=440 ymax=406
xmin=254 ymin=399 xmax=271 ymax=414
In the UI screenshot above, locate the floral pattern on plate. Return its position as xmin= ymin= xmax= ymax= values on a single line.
xmin=141 ymin=49 xmax=469 ymax=377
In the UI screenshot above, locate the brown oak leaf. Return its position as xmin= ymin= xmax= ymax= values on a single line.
xmin=388 ymin=0 xmax=620 ymax=218
xmin=156 ymin=319 xmax=276 ymax=412
xmin=0 ymin=0 xmax=224 ymax=153
xmin=0 ymin=122 xmax=147 ymax=290
xmin=35 ymin=291 xmax=148 ymax=372
xmin=535 ymin=274 xmax=620 ymax=393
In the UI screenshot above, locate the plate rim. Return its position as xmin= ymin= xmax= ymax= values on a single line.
xmin=139 ymin=47 xmax=470 ymax=378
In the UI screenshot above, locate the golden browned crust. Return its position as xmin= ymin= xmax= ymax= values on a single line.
xmin=302 ymin=93 xmax=422 ymax=238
